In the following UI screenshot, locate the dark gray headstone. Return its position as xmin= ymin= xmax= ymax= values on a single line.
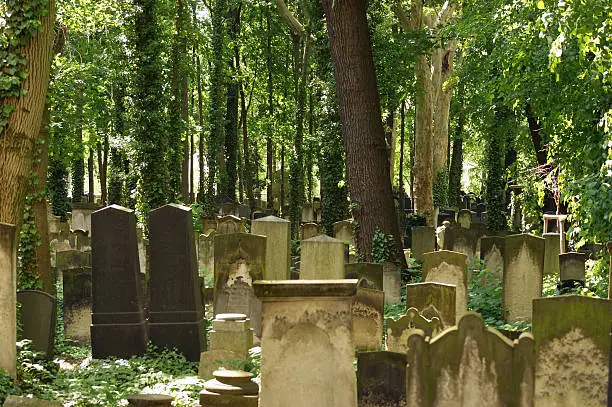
xmin=55 ymin=249 xmax=91 ymax=273
xmin=62 ymin=267 xmax=92 ymax=344
xmin=357 ymin=351 xmax=406 ymax=407
xmin=345 ymin=263 xmax=383 ymax=291
xmin=16 ymin=290 xmax=56 ymax=356
xmin=148 ymin=204 xmax=205 ymax=361
xmin=91 ymin=205 xmax=147 ymax=359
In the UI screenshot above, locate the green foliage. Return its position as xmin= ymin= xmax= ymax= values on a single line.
xmin=371 ymin=228 xmax=395 ymax=263
xmin=0 ymin=369 xmax=18 ymax=405
xmin=47 ymin=158 xmax=70 ymax=221
xmin=484 ymin=104 xmax=510 ymax=233
xmin=432 ymin=169 xmax=449 ymax=208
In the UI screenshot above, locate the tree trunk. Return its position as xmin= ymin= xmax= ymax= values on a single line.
xmin=322 ymin=0 xmax=406 ymax=265
xmin=196 ymin=52 xmax=205 ymax=201
xmin=399 ymin=99 xmax=405 ymax=205
xmin=88 ymin=147 xmax=95 ymax=203
xmin=266 ymin=12 xmax=274 ymax=210
xmin=97 ymin=135 xmax=109 ymax=205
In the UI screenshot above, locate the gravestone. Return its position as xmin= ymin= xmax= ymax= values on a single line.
xmin=199 ymin=217 xmax=218 ymax=235
xmin=220 ymin=202 xmax=239 ymax=216
xmin=198 ymin=232 xmax=216 ymax=284
xmin=217 ymin=215 xmax=243 ymax=234
xmin=136 ymin=228 xmax=148 ymax=276
xmin=16 ymin=290 xmax=56 ymax=356
xmin=148 ymin=204 xmax=205 ymax=362
xmin=405 ymin=282 xmax=456 ymax=328
xmin=74 ymin=230 xmax=91 ymax=251
xmin=543 ymin=233 xmax=560 ymax=276
xmin=533 ymin=296 xmax=612 ymax=407
xmin=70 ymin=203 xmax=99 ymax=234
xmin=443 ymin=226 xmax=479 ymax=259
xmin=299 ymin=235 xmax=345 ymax=280
xmin=353 ymin=286 xmax=384 ymax=351
xmin=405 ymin=313 xmax=534 ymax=407
xmin=209 ymin=313 xmax=253 ymax=358
xmin=55 ymin=249 xmax=91 ymax=273
xmin=559 ymin=252 xmax=586 ymax=291
xmin=386 ymin=307 xmax=441 ymax=354
xmin=0 ymin=223 xmax=16 ymax=376
xmin=608 ymin=242 xmax=612 ymax=299
xmin=333 ymin=219 xmax=355 ymax=247
xmin=423 ymin=250 xmax=468 ymax=320
xmin=411 ymin=226 xmax=435 ymax=262
xmin=251 ymin=216 xmax=290 ymax=280
xmin=301 ymin=203 xmax=314 ymax=223
xmin=457 ymin=209 xmax=472 ymax=229
xmin=3 ymin=396 xmax=62 ymax=407
xmin=238 ymin=204 xmax=250 ymax=219
xmin=299 ymin=223 xmax=320 ymax=241
xmin=62 ymin=267 xmax=92 ymax=344
xmin=214 ymin=232 xmax=265 ymax=338
xmin=503 ymin=233 xmax=545 ymax=322
xmin=345 ymin=263 xmax=383 ymax=290
xmin=91 ymin=205 xmax=147 ymax=359
xmin=357 ymin=351 xmax=407 ymax=407
xmin=480 ymin=236 xmax=505 ymax=273
xmin=382 ymin=262 xmax=401 ymax=305
xmin=254 ymin=280 xmax=359 ymax=407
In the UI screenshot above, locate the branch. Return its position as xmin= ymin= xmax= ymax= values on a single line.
xmin=275 ymin=0 xmax=305 ymax=37
xmin=391 ymin=0 xmax=423 ymax=31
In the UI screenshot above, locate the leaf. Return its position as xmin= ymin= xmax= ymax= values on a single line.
xmin=537 ymin=0 xmax=545 ymax=9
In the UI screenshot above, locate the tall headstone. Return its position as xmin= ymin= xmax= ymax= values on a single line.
xmin=559 ymin=252 xmax=586 ymax=290
xmin=148 ymin=204 xmax=205 ymax=362
xmin=353 ymin=286 xmax=384 ymax=351
xmin=345 ymin=263 xmax=383 ymax=290
xmin=251 ymin=216 xmax=290 ymax=280
xmin=16 ymin=290 xmax=56 ymax=356
xmin=357 ymin=351 xmax=407 ymax=407
xmin=423 ymin=250 xmax=468 ymax=320
xmin=301 ymin=203 xmax=314 ymax=223
xmin=503 ymin=233 xmax=545 ymax=322
xmin=333 ymin=219 xmax=355 ymax=247
xmin=480 ymin=236 xmax=505 ymax=273
xmin=299 ymin=235 xmax=345 ymax=280
xmin=213 ymin=232 xmax=266 ymax=338
xmin=0 ymin=223 xmax=16 ymax=376
xmin=405 ymin=282 xmax=456 ymax=328
xmin=382 ymin=262 xmax=401 ymax=305
xmin=62 ymin=267 xmax=92 ymax=344
xmin=91 ymin=205 xmax=147 ymax=358
xmin=543 ymin=232 xmax=560 ymax=276
xmin=254 ymin=280 xmax=358 ymax=407
xmin=411 ymin=226 xmax=435 ymax=262
xmin=533 ymin=296 xmax=612 ymax=407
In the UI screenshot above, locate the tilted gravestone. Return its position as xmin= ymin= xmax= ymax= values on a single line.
xmin=16 ymin=290 xmax=56 ymax=357
xmin=423 ymin=250 xmax=468 ymax=320
xmin=405 ymin=312 xmax=535 ymax=406
xmin=148 ymin=204 xmax=205 ymax=361
xmin=386 ymin=307 xmax=441 ymax=354
xmin=534 ymin=296 xmax=612 ymax=407
xmin=345 ymin=263 xmax=383 ymax=291
xmin=0 ymin=223 xmax=17 ymax=377
xmin=62 ymin=267 xmax=92 ymax=344
xmin=357 ymin=351 xmax=407 ymax=407
xmin=91 ymin=205 xmax=147 ymax=359
xmin=405 ymin=282 xmax=456 ymax=329
xmin=382 ymin=262 xmax=402 ymax=305
xmin=299 ymin=235 xmax=345 ymax=280
xmin=214 ymin=232 xmax=266 ymax=339
xmin=251 ymin=216 xmax=290 ymax=280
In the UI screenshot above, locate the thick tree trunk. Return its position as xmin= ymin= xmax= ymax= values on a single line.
xmin=414 ymin=53 xmax=434 ymax=222
xmin=322 ymin=0 xmax=405 ymax=265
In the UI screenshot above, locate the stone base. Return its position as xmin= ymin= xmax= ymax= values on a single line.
xmin=209 ymin=330 xmax=253 ymax=358
xmin=199 ymin=390 xmax=258 ymax=407
xmin=126 ymin=394 xmax=173 ymax=407
xmin=148 ymin=321 xmax=204 ymax=361
xmin=91 ymin=321 xmax=148 ymax=359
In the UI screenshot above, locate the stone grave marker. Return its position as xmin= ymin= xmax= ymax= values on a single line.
xmin=299 ymin=222 xmax=320 ymax=241
xmin=238 ymin=204 xmax=250 ymax=219
xmin=443 ymin=226 xmax=479 ymax=259
xmin=0 ymin=223 xmax=16 ymax=376
xmin=217 ymin=215 xmax=243 ymax=234
xmin=16 ymin=290 xmax=56 ymax=356
xmin=382 ymin=262 xmax=401 ymax=305
xmin=63 ymin=267 xmax=92 ymax=344
xmin=251 ymin=216 xmax=290 ymax=280
xmin=91 ymin=205 xmax=147 ymax=359
xmin=198 ymin=232 xmax=216 ymax=285
xmin=126 ymin=394 xmax=173 ymax=407
xmin=70 ymin=202 xmax=99 ymax=234
xmin=254 ymin=280 xmax=359 ymax=407
xmin=333 ymin=219 xmax=355 ymax=247
xmin=199 ymin=216 xmax=218 ymax=235
xmin=386 ymin=307 xmax=441 ymax=354
xmin=503 ymin=233 xmax=545 ymax=322
xmin=543 ymin=232 xmax=560 ymax=276
xmin=148 ymin=204 xmax=205 ymax=362
xmin=357 ymin=351 xmax=407 ymax=407
xmin=457 ymin=209 xmax=472 ymax=229
xmin=423 ymin=250 xmax=468 ymax=320
xmin=299 ymin=234 xmax=345 ymax=280
xmin=214 ymin=232 xmax=265 ymax=338
xmin=411 ymin=226 xmax=435 ymax=262
xmin=345 ymin=263 xmax=383 ymax=290
xmin=559 ymin=252 xmax=586 ymax=291
xmin=353 ymin=286 xmax=384 ymax=351
xmin=73 ymin=230 xmax=91 ymax=251
xmin=480 ymin=235 xmax=505 ymax=274
xmin=533 ymin=296 xmax=612 ymax=407
xmin=301 ymin=203 xmax=314 ymax=223
xmin=198 ymin=370 xmax=259 ymax=407
xmin=405 ymin=312 xmax=535 ymax=406
xmin=209 ymin=313 xmax=253 ymax=358
xmin=405 ymin=282 xmax=456 ymax=328
xmin=608 ymin=242 xmax=612 ymax=299
xmin=55 ymin=249 xmax=91 ymax=274
xmin=136 ymin=228 xmax=148 ymax=276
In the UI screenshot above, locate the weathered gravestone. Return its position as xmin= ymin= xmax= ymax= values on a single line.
xmin=333 ymin=219 xmax=355 ymax=247
xmin=0 ymin=223 xmax=16 ymax=377
xmin=345 ymin=263 xmax=383 ymax=291
xmin=386 ymin=308 xmax=441 ymax=354
xmin=91 ymin=205 xmax=147 ymax=359
xmin=219 ymin=202 xmax=239 ymax=216
xmin=443 ymin=226 xmax=480 ymax=259
xmin=357 ymin=351 xmax=407 ymax=407
xmin=2 ymin=396 xmax=62 ymax=407
xmin=405 ymin=282 xmax=456 ymax=329
xmin=353 ymin=285 xmax=384 ymax=351
xmin=480 ymin=235 xmax=505 ymax=274
xmin=543 ymin=232 xmax=560 ymax=276
xmin=301 ymin=203 xmax=314 ymax=223
xmin=299 ymin=234 xmax=345 ymax=280
xmin=608 ymin=242 xmax=612 ymax=299
xmin=299 ymin=222 xmax=320 ymax=241
xmin=251 ymin=216 xmax=290 ymax=280
xmin=457 ymin=209 xmax=472 ymax=229
xmin=199 ymin=216 xmax=218 ymax=236
xmin=423 ymin=250 xmax=468 ymax=320
xmin=214 ymin=232 xmax=265 ymax=338
xmin=198 ymin=232 xmax=216 ymax=284
xmin=55 ymin=249 xmax=91 ymax=273
xmin=558 ymin=252 xmax=586 ymax=291
xmin=254 ymin=280 xmax=358 ymax=407
xmin=411 ymin=226 xmax=435 ymax=262
xmin=533 ymin=296 xmax=612 ymax=407
xmin=136 ymin=228 xmax=148 ymax=276
xmin=148 ymin=204 xmax=205 ymax=362
xmin=16 ymin=290 xmax=56 ymax=356
xmin=70 ymin=203 xmax=99 ymax=234
xmin=63 ymin=267 xmax=92 ymax=344
xmin=73 ymin=230 xmax=91 ymax=251
xmin=503 ymin=233 xmax=545 ymax=322
xmin=382 ymin=262 xmax=401 ymax=305
xmin=217 ymin=215 xmax=243 ymax=234
xmin=405 ymin=312 xmax=535 ymax=407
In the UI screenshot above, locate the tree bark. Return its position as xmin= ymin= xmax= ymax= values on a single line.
xmin=88 ymin=147 xmax=95 ymax=203
xmin=266 ymin=12 xmax=274 ymax=210
xmin=322 ymin=0 xmax=405 ymax=265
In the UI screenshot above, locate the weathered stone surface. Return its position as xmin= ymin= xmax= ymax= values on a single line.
xmin=63 ymin=268 xmax=92 ymax=344
xmin=386 ymin=308 xmax=441 ymax=354
xmin=199 ymin=217 xmax=218 ymax=235
xmin=411 ymin=226 xmax=435 ymax=262
xmin=503 ymin=233 xmax=545 ymax=322
xmin=148 ymin=204 xmax=205 ymax=361
xmin=353 ymin=287 xmax=384 ymax=351
xmin=198 ymin=232 xmax=216 ymax=285
xmin=543 ymin=233 xmax=560 ymax=277
xmin=198 ymin=350 xmax=245 ymax=380
xmin=126 ymin=394 xmax=173 ymax=407
xmin=457 ymin=209 xmax=472 ymax=229
xmin=251 ymin=216 xmax=290 ymax=280
xmin=443 ymin=226 xmax=480 ymax=259
xmin=345 ymin=263 xmax=383 ymax=291
xmin=357 ymin=351 xmax=407 ymax=407
xmin=405 ymin=312 xmax=535 ymax=407
xmin=217 ymin=215 xmax=243 ymax=234
xmin=333 ymin=219 xmax=355 ymax=247
xmin=299 ymin=223 xmax=320 ymax=241
xmin=301 ymin=203 xmax=314 ymax=223
xmin=480 ymin=236 xmax=505 ymax=273
xmin=254 ymin=280 xmax=358 ymax=407
xmin=209 ymin=314 xmax=253 ymax=358
xmin=423 ymin=250 xmax=467 ymax=320
xmin=16 ymin=290 xmax=56 ymax=356
xmin=533 ymin=296 xmax=612 ymax=407
xmin=3 ymin=396 xmax=62 ymax=406
xmin=299 ymin=235 xmax=345 ymax=280
xmin=0 ymin=223 xmax=17 ymax=376
xmin=381 ymin=262 xmax=401 ymax=305
xmin=608 ymin=242 xmax=612 ymax=299
xmin=91 ymin=205 xmax=147 ymax=359
xmin=199 ymin=370 xmax=259 ymax=407
xmin=559 ymin=252 xmax=586 ymax=282
xmin=70 ymin=203 xmax=99 ymax=234
xmin=405 ymin=282 xmax=456 ymax=328
xmin=214 ymin=233 xmax=265 ymax=338
xmin=55 ymin=249 xmax=91 ymax=273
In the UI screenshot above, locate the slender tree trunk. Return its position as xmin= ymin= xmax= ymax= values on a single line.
xmin=322 ymin=0 xmax=405 ymax=265
xmin=181 ymin=72 xmax=190 ymax=203
xmin=414 ymin=52 xmax=434 ymax=222
xmin=266 ymin=13 xmax=274 ymax=210
xmin=196 ymin=52 xmax=205 ymax=201
xmin=88 ymin=147 xmax=95 ymax=203
xmin=399 ymin=99 xmax=405 ymax=206
xmin=97 ymin=135 xmax=109 ymax=205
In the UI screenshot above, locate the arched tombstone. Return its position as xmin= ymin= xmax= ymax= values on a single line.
xmin=16 ymin=290 xmax=56 ymax=357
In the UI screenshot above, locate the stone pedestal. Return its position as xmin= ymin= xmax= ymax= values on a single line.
xmin=299 ymin=235 xmax=345 ymax=280
xmin=198 ymin=370 xmax=259 ymax=407
xmin=0 ymin=223 xmax=16 ymax=377
xmin=254 ymin=280 xmax=358 ymax=407
xmin=543 ymin=232 xmax=560 ymax=276
xmin=423 ymin=250 xmax=468 ymax=320
xmin=251 ymin=216 xmax=290 ymax=280
xmin=411 ymin=226 xmax=435 ymax=261
xmin=91 ymin=205 xmax=147 ymax=359
xmin=126 ymin=394 xmax=173 ymax=407
xmin=209 ymin=313 xmax=253 ymax=358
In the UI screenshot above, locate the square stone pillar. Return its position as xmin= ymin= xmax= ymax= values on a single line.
xmin=254 ymin=280 xmax=358 ymax=407
xmin=251 ymin=216 xmax=290 ymax=280
xmin=0 ymin=223 xmax=16 ymax=377
xmin=543 ymin=232 xmax=560 ymax=276
xmin=299 ymin=235 xmax=345 ymax=280
xmin=209 ymin=313 xmax=253 ymax=358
